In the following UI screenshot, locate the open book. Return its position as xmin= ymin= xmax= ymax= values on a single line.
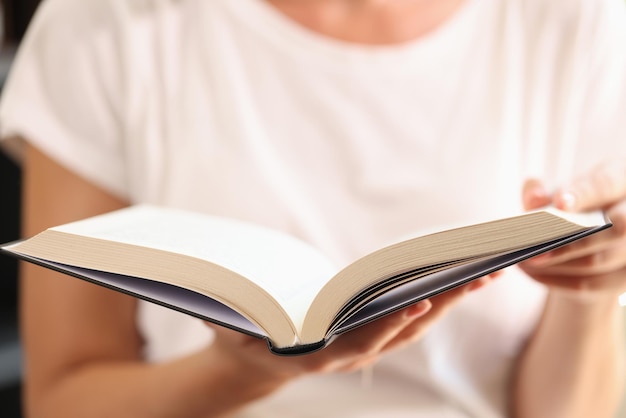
xmin=1 ymin=205 xmax=611 ymax=355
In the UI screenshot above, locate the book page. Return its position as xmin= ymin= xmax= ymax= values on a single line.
xmin=16 ymin=254 xmax=267 ymax=337
xmin=50 ymin=206 xmax=339 ymax=329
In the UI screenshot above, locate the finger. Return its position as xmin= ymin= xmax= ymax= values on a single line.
xmin=606 ymin=198 xmax=626 ymax=238
xmin=326 ymin=301 xmax=433 ymax=372
xmin=325 ymin=300 xmax=432 ymax=358
xmin=314 ymin=276 xmax=499 ymax=372
xmin=310 ymin=303 xmax=429 ymax=372
xmin=380 ymin=302 xmax=450 ymax=353
xmin=521 ymin=243 xmax=626 ymax=277
xmin=522 ymin=178 xmax=552 ymax=210
xmin=522 ymin=199 xmax=626 ymax=267
xmin=379 ymin=276 xmax=498 ymax=353
xmin=466 ymin=272 xmax=501 ymax=291
xmin=522 ymin=228 xmax=617 ymax=267
xmin=522 ymin=268 xmax=626 ymax=297
xmin=554 ymin=160 xmax=626 ymax=211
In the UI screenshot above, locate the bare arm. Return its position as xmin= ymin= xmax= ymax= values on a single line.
xmin=20 ymin=144 xmax=290 ymax=417
xmin=512 ymin=171 xmax=626 ymax=418
xmin=513 ymin=292 xmax=624 ymax=418
xmin=21 ymin=143 xmax=496 ymax=418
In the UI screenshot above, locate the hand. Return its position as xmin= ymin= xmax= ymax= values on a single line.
xmin=206 ymin=275 xmax=497 ymax=385
xmin=519 ymin=160 xmax=626 ymax=300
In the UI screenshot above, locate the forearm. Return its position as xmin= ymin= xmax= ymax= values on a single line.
xmin=28 ymin=345 xmax=287 ymax=418
xmin=512 ymin=291 xmax=625 ymax=418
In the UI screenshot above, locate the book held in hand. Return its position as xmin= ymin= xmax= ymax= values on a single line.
xmin=0 ymin=205 xmax=611 ymax=355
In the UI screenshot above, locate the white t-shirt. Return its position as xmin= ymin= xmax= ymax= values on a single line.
xmin=2 ymin=0 xmax=626 ymax=416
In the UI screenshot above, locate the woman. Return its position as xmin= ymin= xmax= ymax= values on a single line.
xmin=1 ymin=0 xmax=625 ymax=416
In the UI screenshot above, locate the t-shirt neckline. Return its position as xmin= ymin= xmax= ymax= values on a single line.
xmin=220 ymin=0 xmax=482 ymax=74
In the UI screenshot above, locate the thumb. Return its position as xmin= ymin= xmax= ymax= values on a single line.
xmin=522 ymin=178 xmax=551 ymax=211
xmin=553 ymin=161 xmax=626 ymax=212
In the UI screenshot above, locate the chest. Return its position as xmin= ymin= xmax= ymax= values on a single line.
xmin=119 ymin=1 xmax=581 ymax=263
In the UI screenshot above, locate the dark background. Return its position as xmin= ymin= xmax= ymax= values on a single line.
xmin=0 ymin=0 xmax=41 ymax=416
xmin=2 ymin=0 xmax=40 ymax=43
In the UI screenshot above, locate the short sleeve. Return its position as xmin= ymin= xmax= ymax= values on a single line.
xmin=573 ymin=0 xmax=626 ymax=175
xmin=0 ymin=0 xmax=128 ymax=199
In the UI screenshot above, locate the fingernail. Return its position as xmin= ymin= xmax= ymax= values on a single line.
xmin=529 ymin=185 xmax=548 ymax=200
xmin=557 ymin=190 xmax=577 ymax=210
xmin=524 ymin=252 xmax=552 ymax=267
xmin=467 ymin=280 xmax=484 ymax=292
xmin=406 ymin=300 xmax=431 ymax=318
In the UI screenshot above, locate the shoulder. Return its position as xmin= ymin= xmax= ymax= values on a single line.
xmin=16 ymin=0 xmax=200 ymax=85
xmin=26 ymin=0 xmax=199 ymax=43
xmin=515 ymin=0 xmax=625 ymax=37
xmin=29 ymin=0 xmax=124 ymax=37
xmin=499 ymin=0 xmax=626 ymax=78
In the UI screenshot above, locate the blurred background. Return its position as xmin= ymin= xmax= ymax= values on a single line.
xmin=0 ymin=1 xmax=623 ymax=417
xmin=0 ymin=2 xmax=38 ymax=417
